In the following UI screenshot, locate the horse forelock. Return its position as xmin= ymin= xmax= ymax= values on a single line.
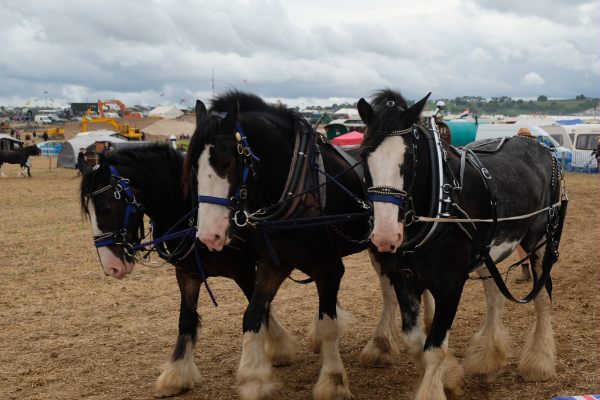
xmin=362 ymin=89 xmax=411 ymax=154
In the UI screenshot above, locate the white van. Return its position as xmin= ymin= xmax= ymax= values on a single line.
xmin=34 ymin=115 xmax=53 ymax=125
xmin=565 ymin=124 xmax=600 ymax=170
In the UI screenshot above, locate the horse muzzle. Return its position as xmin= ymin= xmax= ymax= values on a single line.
xmin=370 ymin=223 xmax=404 ymax=253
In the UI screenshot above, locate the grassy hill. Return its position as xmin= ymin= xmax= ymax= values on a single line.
xmin=436 ymin=96 xmax=599 ymax=117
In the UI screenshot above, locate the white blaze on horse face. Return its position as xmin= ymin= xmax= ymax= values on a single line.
xmin=368 ymin=136 xmax=406 ymax=253
xmin=197 ymin=144 xmax=231 ymax=251
xmin=87 ymin=202 xmax=134 ymax=279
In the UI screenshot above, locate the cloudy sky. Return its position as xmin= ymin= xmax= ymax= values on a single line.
xmin=1 ymin=0 xmax=598 ymax=108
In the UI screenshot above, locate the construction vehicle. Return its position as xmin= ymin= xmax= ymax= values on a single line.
xmin=98 ymin=99 xmax=143 ymax=118
xmin=43 ymin=127 xmax=65 ymax=139
xmin=80 ymin=117 xmax=143 ymax=140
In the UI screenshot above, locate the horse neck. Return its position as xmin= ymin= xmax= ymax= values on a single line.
xmin=115 ymin=162 xmax=188 ymax=229
xmin=244 ymin=120 xmax=294 ymax=207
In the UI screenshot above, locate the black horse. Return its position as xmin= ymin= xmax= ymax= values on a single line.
xmin=80 ymin=144 xmax=296 ymax=398
xmin=0 ymin=145 xmax=40 ymax=177
xmin=357 ymin=89 xmax=566 ymax=400
xmin=185 ymin=90 xmax=395 ymax=399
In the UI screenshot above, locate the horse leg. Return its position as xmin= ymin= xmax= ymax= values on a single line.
xmin=265 ymin=307 xmax=297 ymax=367
xmin=237 ymin=262 xmax=289 ymax=400
xmin=17 ymin=164 xmax=24 ymax=177
xmin=518 ymin=244 xmax=556 ymax=381
xmin=232 ymin=263 xmax=297 ymax=368
xmin=422 ymin=289 xmax=435 ymax=335
xmin=464 ymin=270 xmax=510 ymax=382
xmin=359 ymin=249 xmax=400 ymax=367
xmin=312 ymin=259 xmax=353 ymax=400
xmin=155 ymin=268 xmax=201 ymax=397
xmin=395 ymin=277 xmax=465 ymax=400
xmin=0 ymin=164 xmax=6 ymax=178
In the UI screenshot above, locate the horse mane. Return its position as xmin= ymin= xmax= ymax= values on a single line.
xmin=370 ymin=89 xmax=409 ymax=112
xmin=183 ymin=89 xmax=299 ymax=193
xmin=80 ymin=143 xmax=184 ymax=213
xmin=210 ymin=89 xmax=291 ymax=118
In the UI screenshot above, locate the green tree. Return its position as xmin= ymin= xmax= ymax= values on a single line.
xmin=537 ymin=95 xmax=548 ymax=101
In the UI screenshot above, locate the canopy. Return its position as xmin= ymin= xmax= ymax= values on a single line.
xmin=57 ymin=130 xmax=126 ymax=168
xmin=331 ymin=131 xmax=364 ymax=146
xmin=0 ymin=133 xmax=23 ymax=150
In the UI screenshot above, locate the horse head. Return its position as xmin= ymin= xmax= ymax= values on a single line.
xmin=186 ymin=99 xmax=241 ymax=251
xmin=186 ymin=91 xmax=293 ymax=252
xmin=80 ymin=156 xmax=144 ymax=278
xmin=358 ymin=90 xmax=430 ymax=252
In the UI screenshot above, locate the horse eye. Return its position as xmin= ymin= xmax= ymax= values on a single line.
xmin=94 ymin=199 xmax=113 ymax=215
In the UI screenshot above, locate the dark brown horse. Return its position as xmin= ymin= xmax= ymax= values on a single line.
xmin=80 ymin=144 xmax=296 ymax=397
xmin=0 ymin=145 xmax=40 ymax=177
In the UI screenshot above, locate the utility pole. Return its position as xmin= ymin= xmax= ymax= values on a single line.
xmin=44 ymin=90 xmax=48 ymax=107
xmin=212 ymin=69 xmax=215 ymax=97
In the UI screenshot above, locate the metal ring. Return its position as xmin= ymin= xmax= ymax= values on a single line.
xmin=233 ymin=210 xmax=249 ymax=227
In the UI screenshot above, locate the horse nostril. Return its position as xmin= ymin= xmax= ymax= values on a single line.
xmin=389 ymin=245 xmax=396 ymax=251
xmin=213 ymin=234 xmax=221 ymax=242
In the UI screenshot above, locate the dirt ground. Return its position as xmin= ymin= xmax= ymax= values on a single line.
xmin=0 ymin=157 xmax=598 ymax=400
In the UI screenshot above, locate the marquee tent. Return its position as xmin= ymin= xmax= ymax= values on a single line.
xmin=57 ymin=130 xmax=126 ymax=168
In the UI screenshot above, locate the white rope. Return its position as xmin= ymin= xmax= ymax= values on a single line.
xmin=414 ymin=201 xmax=562 ymax=223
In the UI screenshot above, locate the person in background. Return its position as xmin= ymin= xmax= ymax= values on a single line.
xmin=42 ymin=131 xmax=49 ymax=142
xmin=102 ymin=142 xmax=113 ymax=155
xmin=591 ymin=137 xmax=600 ymax=167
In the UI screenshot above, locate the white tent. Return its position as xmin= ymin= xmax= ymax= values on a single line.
xmin=0 ymin=133 xmax=23 ymax=150
xmin=57 ymin=130 xmax=126 ymax=168
xmin=148 ymin=106 xmax=183 ymax=119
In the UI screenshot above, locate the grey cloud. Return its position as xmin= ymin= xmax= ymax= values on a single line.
xmin=0 ymin=0 xmax=598 ymax=107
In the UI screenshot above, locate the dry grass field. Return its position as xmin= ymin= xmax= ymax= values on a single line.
xmin=1 ymin=157 xmax=598 ymax=400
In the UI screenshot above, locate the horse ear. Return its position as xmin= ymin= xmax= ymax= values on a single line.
xmin=195 ymin=100 xmax=207 ymax=124
xmin=357 ymin=98 xmax=373 ymax=125
xmin=404 ymin=92 xmax=431 ymax=122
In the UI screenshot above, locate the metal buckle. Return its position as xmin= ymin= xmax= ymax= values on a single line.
xmin=233 ymin=210 xmax=249 ymax=227
xmin=412 ymin=125 xmax=419 ymax=140
xmin=481 ymin=168 xmax=491 ymax=180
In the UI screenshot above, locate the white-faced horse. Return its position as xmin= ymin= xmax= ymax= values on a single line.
xmin=357 ymin=89 xmax=567 ymax=400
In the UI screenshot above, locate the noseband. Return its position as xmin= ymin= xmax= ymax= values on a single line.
xmin=87 ymin=165 xmax=144 ymax=258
